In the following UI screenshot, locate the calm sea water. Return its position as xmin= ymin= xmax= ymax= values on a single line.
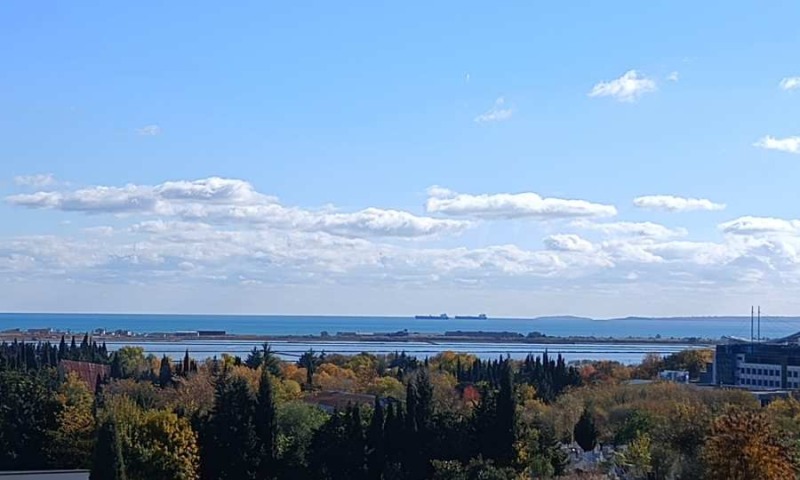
xmin=2 ymin=312 xmax=798 ymax=339
xmin=104 ymin=340 xmax=708 ymax=364
xmin=3 ymin=313 xmax=778 ymax=364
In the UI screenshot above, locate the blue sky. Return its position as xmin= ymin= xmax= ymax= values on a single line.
xmin=1 ymin=1 xmax=800 ymax=316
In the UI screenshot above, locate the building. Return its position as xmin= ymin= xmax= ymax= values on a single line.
xmin=58 ymin=360 xmax=111 ymax=393
xmin=198 ymin=330 xmax=226 ymax=336
xmin=659 ymin=370 xmax=690 ymax=383
xmin=713 ymin=342 xmax=800 ymax=390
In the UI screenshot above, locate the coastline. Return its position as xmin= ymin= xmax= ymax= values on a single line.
xmin=0 ymin=330 xmax=717 ymax=346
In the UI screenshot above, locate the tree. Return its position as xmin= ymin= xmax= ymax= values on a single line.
xmin=205 ymin=375 xmax=260 ymax=479
xmin=0 ymin=370 xmax=59 ymax=470
xmin=182 ymin=349 xmax=192 ymax=377
xmin=128 ymin=410 xmax=199 ymax=480
xmin=50 ymin=372 xmax=96 ymax=469
xmin=91 ymin=418 xmax=126 ymax=480
xmin=158 ymin=355 xmax=172 ymax=387
xmin=494 ymin=363 xmax=516 ymax=467
xmin=275 ymin=401 xmax=328 ymax=477
xmin=366 ymin=398 xmax=385 ymax=480
xmin=309 ymin=405 xmax=367 ymax=480
xmin=573 ymin=408 xmax=598 ymax=452
xmin=703 ymin=406 xmax=795 ymax=480
xmin=256 ymin=366 xmax=278 ymax=478
xmin=110 ymin=352 xmax=124 ymax=379
xmin=615 ymin=431 xmax=652 ymax=479
xmin=298 ymin=350 xmax=319 ymax=387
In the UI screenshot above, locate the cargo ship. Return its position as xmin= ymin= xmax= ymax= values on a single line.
xmin=454 ymin=314 xmax=488 ymax=320
xmin=414 ymin=313 xmax=450 ymax=319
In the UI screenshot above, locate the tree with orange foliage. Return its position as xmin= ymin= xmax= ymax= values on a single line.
xmin=703 ymin=406 xmax=795 ymax=480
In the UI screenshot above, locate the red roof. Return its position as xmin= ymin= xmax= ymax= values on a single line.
xmin=58 ymin=360 xmax=110 ymax=392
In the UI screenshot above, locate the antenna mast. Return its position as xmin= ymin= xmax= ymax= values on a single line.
xmin=758 ymin=305 xmax=761 ymax=342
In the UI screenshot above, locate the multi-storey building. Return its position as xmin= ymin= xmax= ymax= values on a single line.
xmin=713 ymin=342 xmax=800 ymax=389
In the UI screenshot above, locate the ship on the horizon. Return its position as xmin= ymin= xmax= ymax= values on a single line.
xmin=414 ymin=313 xmax=450 ymax=319
xmin=454 ymin=314 xmax=488 ymax=320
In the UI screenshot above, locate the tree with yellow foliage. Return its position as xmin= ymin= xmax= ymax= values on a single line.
xmin=50 ymin=372 xmax=96 ymax=469
xmin=703 ymin=406 xmax=795 ymax=480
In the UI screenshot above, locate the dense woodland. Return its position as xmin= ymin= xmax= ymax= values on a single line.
xmin=0 ymin=338 xmax=798 ymax=479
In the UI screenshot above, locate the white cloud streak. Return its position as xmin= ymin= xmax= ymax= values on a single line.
xmin=14 ymin=174 xmax=57 ymax=188
xmin=780 ymin=77 xmax=800 ymax=91
xmin=543 ymin=234 xmax=594 ymax=252
xmin=633 ymin=195 xmax=726 ymax=212
xmin=573 ymin=220 xmax=687 ymax=239
xmin=719 ymin=216 xmax=800 ymax=235
xmin=754 ymin=135 xmax=800 ymax=154
xmin=588 ymin=70 xmax=657 ymax=102
xmin=137 ymin=125 xmax=162 ymax=136
xmin=474 ymin=97 xmax=513 ymax=123
xmin=6 ymin=177 xmax=471 ymax=239
xmin=426 ymin=187 xmax=617 ymax=219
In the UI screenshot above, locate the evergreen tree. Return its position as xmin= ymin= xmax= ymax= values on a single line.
xmin=495 ymin=362 xmax=516 ymax=467
xmin=58 ymin=336 xmax=67 ymax=360
xmin=90 ymin=418 xmax=126 ymax=480
xmin=110 ymin=353 xmax=123 ymax=379
xmin=158 ymin=355 xmax=172 ymax=387
xmin=256 ymin=366 xmax=277 ymax=479
xmin=181 ymin=349 xmax=190 ymax=376
xmin=574 ymin=408 xmax=598 ymax=452
xmin=246 ymin=347 xmax=264 ymax=369
xmin=206 ymin=375 xmax=260 ymax=479
xmin=366 ymin=398 xmax=385 ymax=480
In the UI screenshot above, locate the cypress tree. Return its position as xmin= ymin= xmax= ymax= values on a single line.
xmin=90 ymin=418 xmax=126 ymax=480
xmin=256 ymin=366 xmax=277 ymax=478
xmin=207 ymin=375 xmax=260 ymax=479
xmin=58 ymin=336 xmax=67 ymax=360
xmin=495 ymin=361 xmax=516 ymax=467
xmin=110 ymin=353 xmax=123 ymax=379
xmin=574 ymin=408 xmax=598 ymax=452
xmin=158 ymin=355 xmax=172 ymax=387
xmin=183 ymin=349 xmax=191 ymax=377
xmin=366 ymin=397 xmax=385 ymax=480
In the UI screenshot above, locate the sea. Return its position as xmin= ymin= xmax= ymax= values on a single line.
xmin=3 ymin=313 xmax=799 ymax=364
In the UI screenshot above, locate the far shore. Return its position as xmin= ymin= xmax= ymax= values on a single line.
xmin=0 ymin=329 xmax=719 ymax=346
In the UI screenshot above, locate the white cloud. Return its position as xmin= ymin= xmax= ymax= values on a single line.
xmin=6 ymin=177 xmax=469 ymax=239
xmin=573 ymin=220 xmax=686 ymax=239
xmin=312 ymin=208 xmax=470 ymax=238
xmin=426 ymin=187 xmax=617 ymax=219
xmin=137 ymin=125 xmax=161 ymax=136
xmin=754 ymin=135 xmax=800 ymax=154
xmin=667 ymin=71 xmax=680 ymax=82
xmin=13 ymin=173 xmax=56 ymax=188
xmin=11 ymin=176 xmax=800 ymax=313
xmin=780 ymin=77 xmax=800 ymax=91
xmin=588 ymin=70 xmax=657 ymax=102
xmin=544 ymin=234 xmax=594 ymax=252
xmin=719 ymin=216 xmax=800 ymax=235
xmin=474 ymin=97 xmax=513 ymax=123
xmin=633 ymin=195 xmax=726 ymax=212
